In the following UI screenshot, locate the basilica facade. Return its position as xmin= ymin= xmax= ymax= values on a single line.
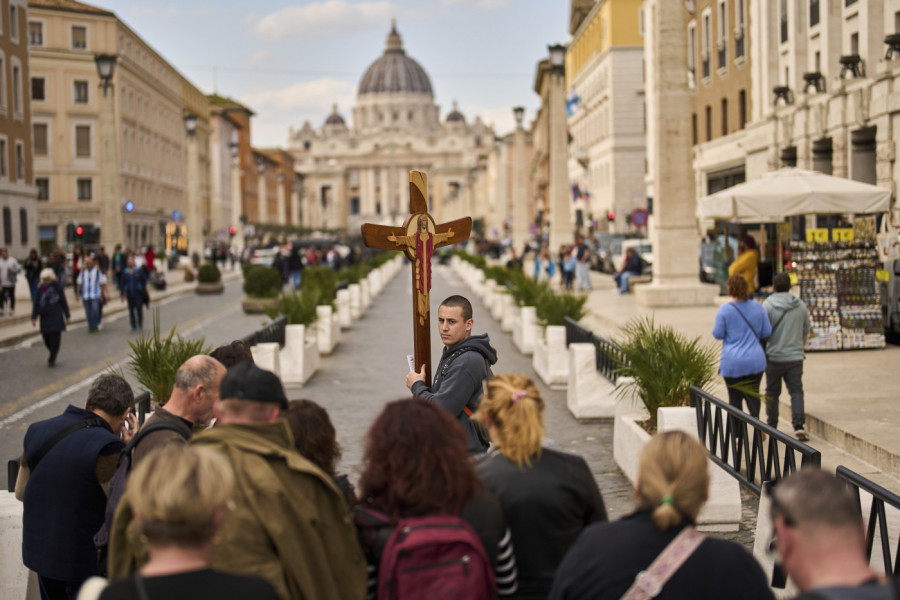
xmin=287 ymin=24 xmax=494 ymax=232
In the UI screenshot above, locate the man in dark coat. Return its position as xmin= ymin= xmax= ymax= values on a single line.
xmin=406 ymin=295 xmax=497 ymax=453
xmin=16 ymin=374 xmax=137 ymax=600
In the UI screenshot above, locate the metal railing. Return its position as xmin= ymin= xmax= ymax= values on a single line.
xmin=690 ymin=386 xmax=821 ymax=495
xmin=241 ymin=315 xmax=287 ymax=348
xmin=563 ymin=317 xmax=624 ymax=384
xmin=837 ymin=466 xmax=900 ymax=576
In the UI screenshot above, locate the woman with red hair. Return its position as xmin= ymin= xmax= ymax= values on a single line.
xmin=356 ymin=398 xmax=517 ymax=598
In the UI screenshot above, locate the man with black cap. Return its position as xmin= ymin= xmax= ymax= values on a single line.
xmin=190 ymin=362 xmax=366 ymax=600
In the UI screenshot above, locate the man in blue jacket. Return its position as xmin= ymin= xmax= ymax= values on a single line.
xmin=406 ymin=295 xmax=497 ymax=453
xmin=16 ymin=374 xmax=137 ymax=600
xmin=763 ymin=273 xmax=811 ymax=440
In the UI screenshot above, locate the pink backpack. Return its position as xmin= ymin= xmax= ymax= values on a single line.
xmin=359 ymin=509 xmax=497 ymax=600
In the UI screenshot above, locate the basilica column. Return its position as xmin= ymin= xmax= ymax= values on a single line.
xmin=634 ymin=0 xmax=718 ymax=307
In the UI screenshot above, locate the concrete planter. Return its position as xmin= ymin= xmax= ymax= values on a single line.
xmin=241 ymin=297 xmax=278 ymax=314
xmin=532 ymin=325 xmax=568 ymax=388
xmin=336 ymin=289 xmax=351 ymax=328
xmin=349 ymin=284 xmax=361 ymax=320
xmin=501 ymin=303 xmax=519 ymax=332
xmin=195 ymin=281 xmax=224 ymax=294
xmin=280 ymin=324 xmax=319 ymax=386
xmin=567 ymin=343 xmax=618 ymax=419
xmin=250 ymin=342 xmax=281 ymax=374
xmin=360 ymin=278 xmax=371 ymax=311
xmin=512 ymin=306 xmax=538 ymax=355
xmin=612 ymin=401 xmax=741 ymax=533
xmin=316 ymin=305 xmax=340 ymax=355
xmin=0 ymin=493 xmax=34 ymax=600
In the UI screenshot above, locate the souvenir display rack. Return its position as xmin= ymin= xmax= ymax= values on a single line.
xmin=790 ymin=239 xmax=885 ymax=350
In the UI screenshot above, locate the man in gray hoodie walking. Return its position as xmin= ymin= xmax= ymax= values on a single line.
xmin=764 ymin=273 xmax=811 ymax=440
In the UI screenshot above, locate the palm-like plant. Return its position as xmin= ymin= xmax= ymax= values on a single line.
xmin=266 ymin=288 xmax=320 ymax=326
xmin=121 ymin=309 xmax=210 ymax=405
xmin=614 ymin=317 xmax=719 ymax=430
xmin=536 ymin=291 xmax=587 ymax=326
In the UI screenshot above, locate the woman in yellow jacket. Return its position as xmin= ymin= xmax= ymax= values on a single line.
xmin=728 ymin=236 xmax=760 ymax=293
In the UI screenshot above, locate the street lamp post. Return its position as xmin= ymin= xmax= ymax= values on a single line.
xmin=547 ymin=44 xmax=573 ymax=253
xmin=229 ymin=137 xmax=241 ymax=250
xmin=256 ymin=157 xmax=268 ymax=227
xmin=512 ymin=106 xmax=528 ymax=255
xmin=95 ymin=54 xmax=124 ymax=250
xmin=184 ymin=113 xmax=203 ymax=264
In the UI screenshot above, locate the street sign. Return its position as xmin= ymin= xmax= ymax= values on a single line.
xmin=631 ymin=208 xmax=649 ymax=228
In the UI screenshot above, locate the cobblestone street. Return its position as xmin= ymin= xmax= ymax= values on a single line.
xmin=292 ymin=261 xmax=760 ymax=549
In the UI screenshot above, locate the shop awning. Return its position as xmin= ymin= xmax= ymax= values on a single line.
xmin=698 ymin=167 xmax=892 ymax=223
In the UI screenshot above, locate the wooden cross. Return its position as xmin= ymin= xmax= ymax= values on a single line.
xmin=361 ymin=170 xmax=471 ymax=387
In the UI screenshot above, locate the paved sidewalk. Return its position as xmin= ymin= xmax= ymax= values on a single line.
xmin=0 ymin=266 xmax=243 ymax=348
xmin=575 ymin=268 xmax=900 ymax=490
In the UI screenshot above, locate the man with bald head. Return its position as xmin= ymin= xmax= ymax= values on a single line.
xmin=132 ymin=354 xmax=226 ymax=464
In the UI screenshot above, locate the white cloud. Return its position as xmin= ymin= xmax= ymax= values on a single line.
xmin=240 ymin=78 xmax=357 ymax=146
xmin=251 ymin=0 xmax=398 ymax=39
xmin=244 ymin=50 xmax=276 ymax=65
xmin=440 ymin=0 xmax=510 ymax=10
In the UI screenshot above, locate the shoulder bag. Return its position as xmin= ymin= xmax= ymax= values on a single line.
xmin=730 ymin=303 xmax=767 ymax=349
xmin=620 ymin=527 xmax=705 ymax=600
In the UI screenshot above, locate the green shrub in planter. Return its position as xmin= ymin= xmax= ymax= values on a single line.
xmin=613 ymin=317 xmax=719 ymax=430
xmin=197 ymin=263 xmax=221 ymax=283
xmin=506 ymin=269 xmax=550 ymax=307
xmin=483 ymin=265 xmax=510 ymax=285
xmin=243 ymin=266 xmax=282 ymax=298
xmin=536 ymin=291 xmax=587 ymax=326
xmin=303 ymin=266 xmax=338 ymax=305
xmin=266 ymin=289 xmax=321 ymax=326
xmin=118 ymin=310 xmax=210 ymax=405
xmin=341 ymin=263 xmax=370 ymax=284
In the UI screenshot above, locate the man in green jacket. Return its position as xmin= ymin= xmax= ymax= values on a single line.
xmin=763 ymin=273 xmax=812 ymax=441
xmin=109 ymin=363 xmax=366 ymax=600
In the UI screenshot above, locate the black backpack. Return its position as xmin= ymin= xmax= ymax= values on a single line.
xmin=93 ymin=420 xmax=190 ymax=575
xmin=438 ymin=346 xmax=493 ymax=451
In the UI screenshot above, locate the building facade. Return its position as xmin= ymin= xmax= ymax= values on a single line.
xmin=0 ymin=0 xmax=36 ymax=258
xmin=287 ymin=24 xmax=494 ymax=232
xmin=29 ymin=0 xmax=210 ymax=255
xmin=566 ymin=0 xmax=647 ymax=234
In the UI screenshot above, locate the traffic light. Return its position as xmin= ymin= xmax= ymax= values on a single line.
xmin=229 ymin=226 xmax=237 ymax=238
xmin=607 ymin=211 xmax=615 ymax=222
xmin=75 ymin=225 xmax=84 ymax=237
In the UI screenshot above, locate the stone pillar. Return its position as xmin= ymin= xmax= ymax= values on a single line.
xmin=276 ymin=176 xmax=286 ymax=225
xmin=186 ymin=133 xmax=203 ymax=262
xmin=635 ymin=0 xmax=718 ymax=307
xmin=99 ymin=85 xmax=124 ymax=249
xmin=513 ymin=114 xmax=529 ymax=252
xmin=230 ymin=153 xmax=242 ymax=239
xmin=290 ymin=184 xmax=300 ymax=226
xmin=548 ymin=65 xmax=573 ymax=252
xmin=257 ymin=172 xmax=268 ymax=225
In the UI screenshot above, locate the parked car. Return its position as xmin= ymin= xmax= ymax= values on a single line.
xmin=249 ymin=247 xmax=277 ymax=267
xmin=591 ymin=233 xmax=628 ymax=272
xmin=608 ymin=239 xmax=653 ymax=275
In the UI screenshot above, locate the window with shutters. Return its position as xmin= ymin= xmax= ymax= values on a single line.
xmin=72 ymin=25 xmax=86 ymax=49
xmin=33 ymin=123 xmax=48 ymax=156
xmin=77 ymin=178 xmax=92 ymax=201
xmin=75 ymin=125 xmax=91 ymax=157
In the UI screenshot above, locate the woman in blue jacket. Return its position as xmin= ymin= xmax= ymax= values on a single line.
xmin=712 ymin=274 xmax=771 ymax=418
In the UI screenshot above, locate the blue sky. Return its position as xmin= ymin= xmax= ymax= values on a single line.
xmin=92 ymin=0 xmax=568 ymax=147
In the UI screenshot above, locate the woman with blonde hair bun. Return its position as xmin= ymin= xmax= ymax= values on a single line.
xmin=549 ymin=431 xmax=773 ymax=599
xmin=475 ymin=373 xmax=606 ymax=600
xmin=82 ymin=445 xmax=279 ymax=600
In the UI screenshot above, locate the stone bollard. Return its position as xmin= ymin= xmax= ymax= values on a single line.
xmin=280 ymin=324 xmax=319 ymax=386
xmin=501 ymin=303 xmax=519 ymax=333
xmin=512 ymin=306 xmax=538 ymax=354
xmin=336 ymin=289 xmax=351 ymax=328
xmin=348 ymin=284 xmax=361 ymax=320
xmin=360 ymin=278 xmax=371 ymax=312
xmin=657 ymin=407 xmax=741 ymax=532
xmin=370 ymin=269 xmax=383 ymax=296
xmin=532 ymin=325 xmax=568 ymax=388
xmin=566 ymin=343 xmax=618 ymax=419
xmin=0 ymin=493 xmax=37 ymax=600
xmin=316 ymin=305 xmax=340 ymax=354
xmin=250 ymin=342 xmax=280 ymax=375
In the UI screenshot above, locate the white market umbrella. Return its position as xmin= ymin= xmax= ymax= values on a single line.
xmin=698 ymin=167 xmax=892 ymax=222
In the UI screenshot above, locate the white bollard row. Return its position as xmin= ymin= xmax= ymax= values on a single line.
xmin=532 ymin=325 xmax=569 ymax=389
xmin=249 ymin=255 xmax=405 ymax=389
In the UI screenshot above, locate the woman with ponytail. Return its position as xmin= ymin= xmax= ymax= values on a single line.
xmin=548 ymin=431 xmax=773 ymax=599
xmin=475 ymin=373 xmax=607 ymax=600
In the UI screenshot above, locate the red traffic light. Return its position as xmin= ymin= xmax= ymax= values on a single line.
xmin=607 ymin=211 xmax=615 ymax=221
xmin=75 ymin=226 xmax=84 ymax=236
xmin=229 ymin=226 xmax=237 ymax=236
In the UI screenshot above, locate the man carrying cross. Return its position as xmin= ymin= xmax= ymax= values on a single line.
xmin=406 ymin=294 xmax=496 ymax=453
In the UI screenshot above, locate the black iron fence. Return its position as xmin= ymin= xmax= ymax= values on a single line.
xmin=136 ymin=391 xmax=151 ymax=425
xmin=563 ymin=317 xmax=624 ymax=384
xmin=690 ymin=386 xmax=821 ymax=495
xmin=837 ymin=466 xmax=900 ymax=576
xmin=241 ymin=315 xmax=287 ymax=348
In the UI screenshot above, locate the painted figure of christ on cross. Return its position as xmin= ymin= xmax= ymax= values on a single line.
xmin=361 ymin=170 xmax=471 ymax=387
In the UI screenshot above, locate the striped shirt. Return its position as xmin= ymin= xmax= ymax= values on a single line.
xmin=77 ymin=267 xmax=107 ymax=300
